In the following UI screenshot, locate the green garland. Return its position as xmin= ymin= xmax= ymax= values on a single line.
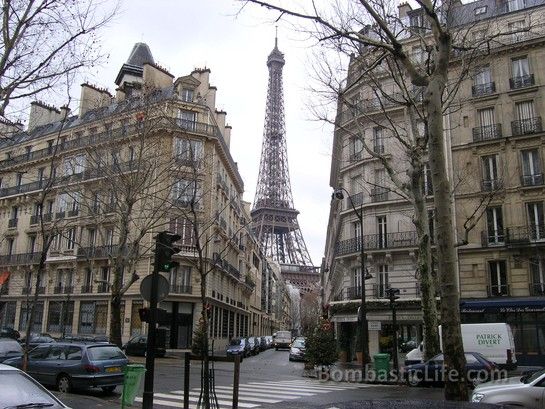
xmin=329 ymin=299 xmax=424 ymax=315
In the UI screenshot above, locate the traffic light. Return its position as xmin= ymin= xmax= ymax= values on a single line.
xmin=155 ymin=231 xmax=181 ymax=272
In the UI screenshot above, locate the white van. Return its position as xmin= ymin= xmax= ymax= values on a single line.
xmin=404 ymin=323 xmax=516 ymax=368
xmin=274 ymin=331 xmax=292 ymax=350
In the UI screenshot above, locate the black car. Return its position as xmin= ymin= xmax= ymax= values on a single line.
xmin=123 ymin=335 xmax=166 ymax=358
xmin=259 ymin=336 xmax=267 ymax=351
xmin=0 ymin=337 xmax=23 ymax=363
xmin=226 ymin=338 xmax=251 ymax=357
xmin=0 ymin=327 xmax=20 ymax=340
xmin=404 ymin=352 xmax=497 ymax=387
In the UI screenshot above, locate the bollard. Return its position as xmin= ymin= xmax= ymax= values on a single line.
xmin=232 ymin=354 xmax=240 ymax=409
xmin=184 ymin=352 xmax=190 ymax=409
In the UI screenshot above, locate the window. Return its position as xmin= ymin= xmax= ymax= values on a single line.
xmin=377 ymin=216 xmax=387 ymax=248
xmin=170 ymin=218 xmax=195 ymax=246
xmin=478 ymin=108 xmax=495 ymax=128
xmin=174 ymin=138 xmax=203 ymax=164
xmin=47 ymin=301 xmax=73 ymax=333
xmin=11 ymin=206 xmax=18 ymax=220
xmin=65 ymin=228 xmax=76 ymax=250
xmin=486 ymin=207 xmax=504 ymax=244
xmin=353 ymin=220 xmax=362 ymax=240
xmin=353 ymin=267 xmax=362 ymax=292
xmin=508 ymin=20 xmax=527 ymax=42
xmin=377 ymin=265 xmax=389 ymax=298
xmin=489 ymin=260 xmax=508 ymax=296
xmin=428 ymin=209 xmax=435 ymax=244
xmin=504 ymin=0 xmax=525 ymax=12
xmin=88 ymin=228 xmax=96 ymax=247
xmin=350 ymin=137 xmax=363 ymax=161
xmin=172 ymin=179 xmax=200 ymax=205
xmin=47 ymin=140 xmax=54 ymax=154
xmin=28 ymin=235 xmax=37 ymax=253
xmin=7 ymin=238 xmax=15 ymax=256
xmin=56 ymin=194 xmax=68 ymax=214
xmin=521 ymin=149 xmax=542 ymax=186
xmin=178 ymin=110 xmax=197 ymax=131
xmin=473 ymin=66 xmax=494 ymax=96
xmin=170 ymin=266 xmax=191 ymax=292
xmin=373 ymin=127 xmax=385 ymax=153
xmin=37 ymin=168 xmax=45 ymax=184
xmin=482 ymin=154 xmax=500 ymax=190
xmin=63 ymin=154 xmax=85 ymax=176
xmin=16 ymin=172 xmax=23 ymax=187
xmin=66 ymin=346 xmax=82 ymax=360
xmin=424 ymin=163 xmax=433 ymax=195
xmin=181 ymin=88 xmax=194 ymax=102
xmin=105 ymin=228 xmax=114 ymax=246
xmin=511 ymin=57 xmax=532 ymax=89
xmin=19 ymin=302 xmax=44 ymax=332
xmin=474 ymin=6 xmax=487 ymax=15
xmin=527 ymin=202 xmax=544 ymax=240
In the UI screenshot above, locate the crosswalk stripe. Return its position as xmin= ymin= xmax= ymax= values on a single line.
xmin=212 ymin=386 xmax=305 ymax=399
xmin=215 ymin=385 xmax=315 ymax=396
xmin=174 ymin=390 xmax=282 ymax=403
xmin=152 ymin=393 xmax=259 ymax=408
xmin=134 ymin=397 xmax=188 ymax=408
xmin=242 ymin=383 xmax=331 ymax=393
xmin=248 ymin=381 xmax=357 ymax=390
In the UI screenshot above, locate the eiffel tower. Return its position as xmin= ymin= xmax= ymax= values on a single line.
xmin=251 ymin=36 xmax=319 ymax=292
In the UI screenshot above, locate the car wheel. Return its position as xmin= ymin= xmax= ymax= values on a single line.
xmin=57 ymin=374 xmax=72 ymax=393
xmin=275 ymin=347 xmax=278 ymax=351
xmin=406 ymin=372 xmax=421 ymax=387
xmin=102 ymin=385 xmax=116 ymax=394
xmin=289 ymin=356 xmax=293 ymax=361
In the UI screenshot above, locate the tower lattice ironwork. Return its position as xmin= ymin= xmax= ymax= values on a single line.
xmin=251 ymin=38 xmax=318 ymax=289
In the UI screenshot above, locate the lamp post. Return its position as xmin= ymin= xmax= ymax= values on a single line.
xmin=333 ymin=188 xmax=370 ymax=373
xmin=386 ymin=287 xmax=400 ymax=376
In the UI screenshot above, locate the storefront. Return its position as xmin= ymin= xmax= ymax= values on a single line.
xmin=461 ymin=298 xmax=545 ymax=366
xmin=159 ymin=301 xmax=194 ymax=349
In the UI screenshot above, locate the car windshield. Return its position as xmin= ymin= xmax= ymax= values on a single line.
xmin=292 ymin=340 xmax=305 ymax=348
xmin=0 ymin=372 xmax=64 ymax=408
xmin=87 ymin=345 xmax=125 ymax=361
xmin=0 ymin=340 xmax=22 ymax=354
xmin=524 ymin=368 xmax=545 ymax=384
xmin=229 ymin=339 xmax=242 ymax=346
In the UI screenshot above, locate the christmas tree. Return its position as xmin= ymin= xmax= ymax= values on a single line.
xmin=305 ymin=317 xmax=338 ymax=367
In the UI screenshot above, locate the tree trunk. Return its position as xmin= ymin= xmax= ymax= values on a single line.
xmin=110 ymin=292 xmax=122 ymax=347
xmin=425 ymin=35 xmax=468 ymax=400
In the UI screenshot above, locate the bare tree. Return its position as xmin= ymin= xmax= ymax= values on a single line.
xmin=0 ymin=0 xmax=118 ymax=126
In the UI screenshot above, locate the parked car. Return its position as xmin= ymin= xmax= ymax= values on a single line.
xmin=3 ymin=342 xmax=128 ymax=393
xmin=471 ymin=368 xmax=545 ymax=407
xmin=289 ymin=338 xmax=307 ymax=362
xmin=122 ymin=335 xmax=166 ymax=358
xmin=21 ymin=333 xmax=56 ymax=350
xmin=0 ymin=363 xmax=71 ymax=408
xmin=265 ymin=335 xmax=273 ymax=349
xmin=259 ymin=336 xmax=267 ymax=351
xmin=0 ymin=337 xmax=23 ymax=363
xmin=226 ymin=338 xmax=250 ymax=357
xmin=404 ymin=352 xmax=496 ymax=387
xmin=247 ymin=337 xmax=259 ymax=355
xmin=0 ymin=327 xmax=20 ymax=340
xmin=400 ymin=338 xmax=418 ymax=353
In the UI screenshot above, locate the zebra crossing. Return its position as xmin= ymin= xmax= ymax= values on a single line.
xmin=134 ymin=379 xmax=361 ymax=408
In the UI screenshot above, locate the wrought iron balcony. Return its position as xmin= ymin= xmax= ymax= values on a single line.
xmin=472 ymin=82 xmax=496 ymax=97
xmin=80 ymin=284 xmax=93 ymax=294
xmin=529 ymin=283 xmax=545 ymax=296
xmin=349 ymin=152 xmax=362 ymax=162
xmin=346 ymin=286 xmax=362 ymax=300
xmin=97 ymin=283 xmax=110 ymax=293
xmin=521 ymin=173 xmax=544 ymax=187
xmin=509 ymin=74 xmax=534 ymax=89
xmin=335 ymin=231 xmax=418 ymax=256
xmin=53 ymin=285 xmax=73 ymax=294
xmin=512 ymin=117 xmax=542 ymax=136
xmin=481 ymin=230 xmax=505 ymax=247
xmin=7 ymin=218 xmax=18 ymax=228
xmin=77 ymin=245 xmax=134 ymax=259
xmin=506 ymin=224 xmax=545 ymax=245
xmin=372 ymin=283 xmax=391 ymax=299
xmin=67 ymin=209 xmax=79 ymax=217
xmin=472 ymin=124 xmax=502 ymax=142
xmin=370 ymin=187 xmax=389 ymax=202
xmin=487 ymin=284 xmax=510 ymax=297
xmin=481 ymin=179 xmax=504 ymax=191
xmin=30 ymin=215 xmax=39 ymax=225
xmin=22 ymin=286 xmax=45 ymax=295
xmin=0 ymin=252 xmax=41 ymax=266
xmin=170 ymin=284 xmax=192 ymax=294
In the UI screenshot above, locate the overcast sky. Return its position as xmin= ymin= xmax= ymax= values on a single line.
xmin=84 ymin=0 xmax=334 ymax=266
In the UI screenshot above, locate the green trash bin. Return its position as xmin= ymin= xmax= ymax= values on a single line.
xmin=373 ymin=353 xmax=390 ymax=380
xmin=121 ymin=364 xmax=146 ymax=407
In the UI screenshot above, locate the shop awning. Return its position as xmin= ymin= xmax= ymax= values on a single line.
xmin=461 ymin=297 xmax=545 ymax=313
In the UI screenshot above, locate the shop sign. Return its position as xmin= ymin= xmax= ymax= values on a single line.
xmin=368 ymin=321 xmax=381 ymax=330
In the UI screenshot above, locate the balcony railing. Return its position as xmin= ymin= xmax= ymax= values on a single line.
xmin=373 ymin=144 xmax=385 ymax=154
xmin=335 ymin=283 xmax=421 ymax=301
xmin=481 ymin=230 xmax=505 ymax=247
xmin=472 ymin=124 xmax=502 ymax=142
xmin=7 ymin=218 xmax=18 ymax=228
xmin=346 ymin=286 xmax=361 ymax=300
xmin=472 ymin=82 xmax=496 ymax=97
xmin=506 ymin=224 xmax=545 ymax=245
xmin=22 ymin=286 xmax=45 ymax=295
xmin=77 ymin=245 xmax=135 ymax=259
xmin=81 ymin=284 xmax=93 ymax=293
xmin=335 ymin=231 xmax=418 ymax=256
xmin=529 ymin=283 xmax=545 ymax=296
xmin=487 ymin=284 xmax=510 ymax=297
xmin=370 ymin=187 xmax=389 ymax=202
xmin=509 ymin=74 xmax=534 ymax=89
xmin=512 ymin=117 xmax=542 ymax=136
xmin=97 ymin=283 xmax=110 ymax=293
xmin=372 ymin=283 xmax=391 ymax=298
xmin=170 ymin=284 xmax=192 ymax=294
xmin=53 ymin=285 xmax=73 ymax=294
xmin=521 ymin=173 xmax=544 ymax=187
xmin=481 ymin=179 xmax=504 ymax=191
xmin=0 ymin=252 xmax=41 ymax=266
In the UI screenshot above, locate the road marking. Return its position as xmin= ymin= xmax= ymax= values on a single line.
xmin=172 ymin=388 xmax=302 ymax=400
xmin=248 ymin=381 xmax=358 ymax=390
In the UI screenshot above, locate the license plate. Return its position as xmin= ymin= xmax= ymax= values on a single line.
xmin=106 ymin=367 xmax=121 ymax=373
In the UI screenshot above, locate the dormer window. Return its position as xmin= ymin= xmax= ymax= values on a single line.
xmin=474 ymin=6 xmax=487 ymax=15
xmin=181 ymin=88 xmax=194 ymax=102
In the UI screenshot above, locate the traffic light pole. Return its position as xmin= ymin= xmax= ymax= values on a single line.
xmin=142 ymin=246 xmax=160 ymax=408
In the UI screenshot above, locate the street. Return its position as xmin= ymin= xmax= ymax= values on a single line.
xmin=53 ymin=349 xmax=444 ymax=408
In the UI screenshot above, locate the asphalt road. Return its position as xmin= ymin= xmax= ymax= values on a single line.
xmin=52 ymin=349 xmax=445 ymax=408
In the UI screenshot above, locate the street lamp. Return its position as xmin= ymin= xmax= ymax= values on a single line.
xmin=332 ymin=187 xmax=370 ymax=372
xmin=386 ymin=287 xmax=401 ymax=376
